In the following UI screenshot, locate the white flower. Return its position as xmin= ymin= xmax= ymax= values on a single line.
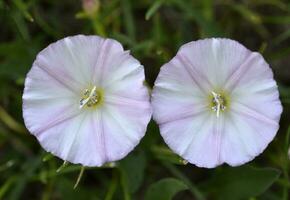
xmin=23 ymin=35 xmax=152 ymax=167
xmin=152 ymin=38 xmax=282 ymax=168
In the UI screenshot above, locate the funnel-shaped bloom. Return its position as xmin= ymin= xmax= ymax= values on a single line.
xmin=23 ymin=35 xmax=151 ymax=166
xmin=152 ymin=38 xmax=282 ymax=168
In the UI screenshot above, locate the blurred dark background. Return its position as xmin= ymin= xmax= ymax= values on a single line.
xmin=0 ymin=0 xmax=290 ymax=199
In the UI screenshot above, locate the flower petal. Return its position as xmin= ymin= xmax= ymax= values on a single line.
xmin=23 ymin=35 xmax=152 ymax=166
xmin=100 ymin=100 xmax=151 ymax=161
xmin=36 ymin=111 xmax=105 ymax=166
xmin=178 ymin=38 xmax=251 ymax=88
xmin=152 ymin=58 xmax=208 ymax=124
xmin=23 ymin=63 xmax=80 ymax=135
xmin=152 ymin=38 xmax=282 ymax=168
xmin=220 ymin=109 xmax=280 ymax=166
xmin=36 ymin=35 xmax=106 ymax=89
xmin=101 ymin=63 xmax=152 ymax=162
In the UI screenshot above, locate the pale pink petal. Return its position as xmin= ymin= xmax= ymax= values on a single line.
xmin=23 ymin=35 xmax=151 ymax=166
xmin=36 ymin=35 xmax=105 ymax=89
xmin=99 ymin=66 xmax=152 ymax=161
xmin=178 ymin=38 xmax=251 ymax=88
xmin=228 ymin=52 xmax=282 ymax=122
xmin=152 ymin=57 xmax=208 ymax=124
xmin=182 ymin=114 xmax=224 ymax=168
xmin=91 ymin=38 xmax=125 ymax=86
xmin=23 ymin=63 xmax=80 ymax=136
xmin=152 ymin=38 xmax=282 ymax=168
xmin=99 ymin=99 xmax=151 ymax=161
xmin=220 ymin=109 xmax=279 ymax=166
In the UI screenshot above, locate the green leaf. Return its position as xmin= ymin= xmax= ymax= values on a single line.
xmin=54 ymin=177 xmax=100 ymax=200
xmin=145 ymin=178 xmax=188 ymax=200
xmin=119 ymin=151 xmax=146 ymax=193
xmin=203 ymin=166 xmax=281 ymax=200
xmin=8 ymin=154 xmax=43 ymax=200
xmin=151 ymin=146 xmax=187 ymax=165
xmin=161 ymin=162 xmax=205 ymax=200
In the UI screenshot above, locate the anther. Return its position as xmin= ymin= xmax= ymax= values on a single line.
xmin=79 ymin=86 xmax=99 ymax=109
xmin=211 ymin=91 xmax=226 ymax=117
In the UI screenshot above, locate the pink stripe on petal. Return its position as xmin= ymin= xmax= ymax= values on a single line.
xmin=176 ymin=54 xmax=212 ymax=93
xmin=104 ymin=107 xmax=139 ymax=143
xmin=220 ymin=115 xmax=254 ymax=166
xmin=158 ymin=105 xmax=207 ymax=125
xmin=103 ymin=61 xmax=140 ymax=89
xmin=21 ymin=35 xmax=150 ymax=166
xmin=91 ymin=112 xmax=107 ymax=164
xmin=36 ymin=61 xmax=82 ymax=93
xmin=91 ymin=38 xmax=109 ymax=84
xmin=152 ymin=38 xmax=282 ymax=168
xmin=34 ymin=106 xmax=83 ymax=135
xmin=213 ymin=115 xmax=224 ymax=165
xmin=180 ymin=115 xmax=210 ymax=156
xmin=64 ymin=112 xmax=88 ymax=161
xmin=224 ymin=52 xmax=260 ymax=92
xmin=231 ymin=102 xmax=278 ymax=126
xmin=181 ymin=114 xmax=221 ymax=168
xmin=104 ymin=94 xmax=149 ymax=108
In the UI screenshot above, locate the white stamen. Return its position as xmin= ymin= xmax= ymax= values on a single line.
xmin=79 ymin=86 xmax=98 ymax=109
xmin=211 ymin=91 xmax=226 ymax=118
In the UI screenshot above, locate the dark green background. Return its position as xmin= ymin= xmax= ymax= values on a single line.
xmin=0 ymin=0 xmax=290 ymax=199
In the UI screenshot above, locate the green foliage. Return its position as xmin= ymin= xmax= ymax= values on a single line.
xmin=0 ymin=0 xmax=290 ymax=199
xmin=202 ymin=166 xmax=281 ymax=200
xmin=144 ymin=178 xmax=188 ymax=200
xmin=119 ymin=151 xmax=146 ymax=194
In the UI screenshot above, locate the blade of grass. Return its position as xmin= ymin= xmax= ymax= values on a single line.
xmin=273 ymin=29 xmax=290 ymax=45
xmin=119 ymin=167 xmax=131 ymax=200
xmin=145 ymin=0 xmax=164 ymax=20
xmin=0 ymin=176 xmax=17 ymax=199
xmin=12 ymin=0 xmax=34 ymax=22
xmin=121 ymin=0 xmax=136 ymax=41
xmin=105 ymin=169 xmax=118 ymax=200
xmin=170 ymin=0 xmax=223 ymax=37
xmin=262 ymin=15 xmax=290 ymax=24
xmin=230 ymin=4 xmax=269 ymax=38
xmin=282 ymin=126 xmax=290 ymax=200
xmin=0 ymin=106 xmax=27 ymax=134
xmin=9 ymin=154 xmax=43 ymax=200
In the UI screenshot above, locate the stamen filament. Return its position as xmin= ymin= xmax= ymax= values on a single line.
xmin=80 ymin=86 xmax=98 ymax=109
xmin=211 ymin=91 xmax=226 ymax=117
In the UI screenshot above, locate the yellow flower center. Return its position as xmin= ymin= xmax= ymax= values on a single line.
xmin=210 ymin=91 xmax=227 ymax=117
xmin=79 ymin=86 xmax=102 ymax=109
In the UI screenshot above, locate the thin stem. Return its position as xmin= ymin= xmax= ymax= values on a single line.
xmin=74 ymin=166 xmax=85 ymax=189
xmin=105 ymin=169 xmax=118 ymax=200
xmin=282 ymin=126 xmax=290 ymax=200
xmin=56 ymin=160 xmax=68 ymax=173
xmin=120 ymin=168 xmax=131 ymax=200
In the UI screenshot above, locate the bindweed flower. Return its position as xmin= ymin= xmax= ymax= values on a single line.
xmin=152 ymin=38 xmax=282 ymax=168
xmin=82 ymin=0 xmax=100 ymax=17
xmin=23 ymin=35 xmax=151 ymax=167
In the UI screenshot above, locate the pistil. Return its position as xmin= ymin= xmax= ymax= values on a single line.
xmin=211 ymin=91 xmax=226 ymax=117
xmin=80 ymin=86 xmax=99 ymax=109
